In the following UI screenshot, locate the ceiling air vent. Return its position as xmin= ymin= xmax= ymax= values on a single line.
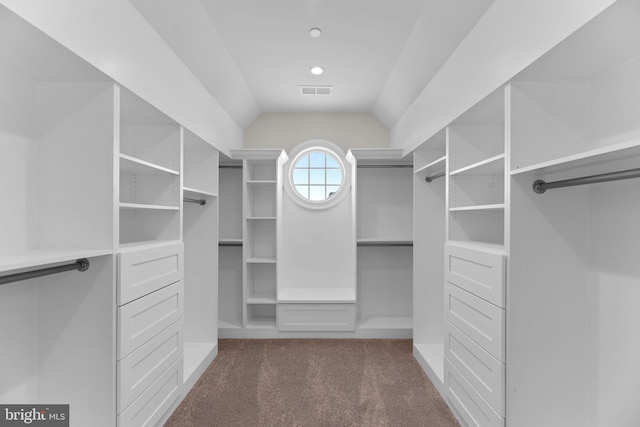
xmin=300 ymin=85 xmax=333 ymax=95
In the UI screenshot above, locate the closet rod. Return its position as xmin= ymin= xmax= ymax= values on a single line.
xmin=425 ymin=171 xmax=445 ymax=183
xmin=219 ymin=165 xmax=242 ymax=169
xmin=357 ymin=165 xmax=413 ymax=169
xmin=0 ymin=259 xmax=90 ymax=286
xmin=533 ymin=167 xmax=640 ymax=194
xmin=184 ymin=197 xmax=206 ymax=206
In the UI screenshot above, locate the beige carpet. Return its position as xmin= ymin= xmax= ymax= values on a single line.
xmin=166 ymin=339 xmax=459 ymax=427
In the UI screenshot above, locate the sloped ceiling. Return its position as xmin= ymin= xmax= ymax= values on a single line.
xmin=130 ymin=0 xmax=494 ymax=130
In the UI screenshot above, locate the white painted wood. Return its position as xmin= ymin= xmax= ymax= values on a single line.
xmin=445 ymin=358 xmax=504 ymax=427
xmin=448 ymin=210 xmax=505 ymax=246
xmin=183 ymin=128 xmax=219 ymax=196
xmin=117 ymin=357 xmax=183 ymax=427
xmin=118 ymin=281 xmax=184 ymax=359
xmin=118 ymin=319 xmax=183 ymax=413
xmin=246 ymin=304 xmax=277 ymax=329
xmin=219 ymin=166 xmax=243 ymax=241
xmin=278 ymin=288 xmax=356 ymax=304
xmin=117 ymin=241 xmax=183 ymax=306
xmin=445 ymin=282 xmax=504 ymax=362
xmin=445 ymin=243 xmax=506 ymax=307
xmin=278 ymin=303 xmax=356 ymax=332
xmin=445 ymin=320 xmax=505 ymax=416
xmin=413 ymin=344 xmax=444 ymax=390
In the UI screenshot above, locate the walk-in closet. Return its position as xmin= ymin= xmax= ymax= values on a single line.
xmin=1 ymin=0 xmax=636 ymax=426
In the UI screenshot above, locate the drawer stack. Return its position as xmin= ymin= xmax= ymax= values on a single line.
xmin=443 ymin=243 xmax=506 ymax=427
xmin=116 ymin=242 xmax=185 ymax=427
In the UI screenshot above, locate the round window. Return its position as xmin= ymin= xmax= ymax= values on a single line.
xmin=285 ymin=141 xmax=349 ymax=209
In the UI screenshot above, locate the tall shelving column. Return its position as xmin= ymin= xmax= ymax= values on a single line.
xmin=234 ymin=149 xmax=286 ymax=332
xmin=350 ymin=149 xmax=413 ymax=338
xmin=0 ymin=7 xmax=116 ymax=425
xmin=412 ymin=131 xmax=447 ymax=392
xmin=442 ymin=87 xmax=508 ymax=427
xmin=182 ymin=129 xmax=219 ymax=391
xmin=218 ymin=157 xmax=244 ymax=336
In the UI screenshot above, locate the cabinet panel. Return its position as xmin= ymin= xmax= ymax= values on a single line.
xmin=278 ymin=303 xmax=356 ymax=331
xmin=118 ymin=242 xmax=183 ymax=306
xmin=118 ymin=281 xmax=184 ymax=359
xmin=445 ymin=243 xmax=505 ymax=307
xmin=117 ymin=319 xmax=183 ymax=413
xmin=117 ymin=357 xmax=183 ymax=427
xmin=445 ymin=320 xmax=504 ymax=416
xmin=445 ymin=358 xmax=504 ymax=427
xmin=445 ymin=282 xmax=504 ymax=361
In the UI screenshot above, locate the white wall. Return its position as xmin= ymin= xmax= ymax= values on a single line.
xmin=392 ymin=0 xmax=618 ymax=154
xmin=245 ymin=113 xmax=389 ymax=152
xmin=0 ymin=0 xmax=242 ymax=156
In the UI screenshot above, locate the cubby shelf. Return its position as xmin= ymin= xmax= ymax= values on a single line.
xmin=450 ymin=153 xmax=505 ymax=176
xmin=247 ymin=257 xmax=277 ymax=264
xmin=414 ymin=155 xmax=446 ymax=177
xmin=449 ymin=203 xmax=505 ymax=212
xmin=246 ymin=293 xmax=277 ymax=304
xmin=510 ymin=139 xmax=640 ymax=176
xmin=278 ymin=288 xmax=356 ymax=304
xmin=119 ymin=202 xmax=180 ymax=211
xmin=120 ymin=153 xmax=180 ymax=176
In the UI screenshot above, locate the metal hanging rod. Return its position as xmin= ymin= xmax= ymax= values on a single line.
xmin=425 ymin=171 xmax=446 ymax=183
xmin=184 ymin=197 xmax=206 ymax=206
xmin=0 ymin=259 xmax=90 ymax=286
xmin=533 ymin=167 xmax=640 ymax=194
xmin=357 ymin=164 xmax=413 ymax=169
xmin=219 ymin=165 xmax=242 ymax=169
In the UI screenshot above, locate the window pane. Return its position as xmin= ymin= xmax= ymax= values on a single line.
xmin=309 ymin=186 xmax=325 ymax=201
xmin=309 ymin=169 xmax=325 ymax=185
xmin=326 ymin=155 xmax=340 ymax=168
xmin=293 ymin=168 xmax=308 ymax=185
xmin=295 ymin=154 xmax=309 ymax=168
xmin=326 ymin=168 xmax=342 ymax=185
xmin=326 ymin=186 xmax=340 ymax=198
xmin=295 ymin=185 xmax=309 ymax=199
xmin=309 ymin=152 xmax=325 ymax=167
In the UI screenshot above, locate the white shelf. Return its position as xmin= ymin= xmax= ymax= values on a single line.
xmin=450 ymin=153 xmax=505 ymax=176
xmin=246 ymin=293 xmax=277 ymax=304
xmin=119 ymin=202 xmax=179 ymax=211
xmin=0 ymin=248 xmax=114 ymax=274
xmin=246 ymin=180 xmax=277 ymax=185
xmin=358 ymin=317 xmax=412 ymax=330
xmin=120 ymin=153 xmax=179 ymax=176
xmin=278 ymin=288 xmax=356 ymax=304
xmin=446 ymin=239 xmax=506 ymax=254
xmin=246 ymin=217 xmax=276 ymax=221
xmin=449 ymin=203 xmax=505 ymax=212
xmin=357 ymin=238 xmax=413 ymax=246
xmin=511 ymin=139 xmax=640 ymax=176
xmin=246 ymin=257 xmax=277 ymax=264
xmin=414 ymin=155 xmax=446 ymax=176
xmin=246 ymin=320 xmax=276 ymax=329
xmin=218 ymin=320 xmax=243 ymax=330
xmin=118 ymin=239 xmax=182 ymax=253
xmin=183 ymin=187 xmax=217 ymax=198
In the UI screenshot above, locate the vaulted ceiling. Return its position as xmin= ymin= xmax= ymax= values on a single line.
xmin=130 ymin=0 xmax=494 ymax=129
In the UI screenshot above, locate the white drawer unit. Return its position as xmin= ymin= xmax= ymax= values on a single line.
xmin=445 ymin=320 xmax=505 ymax=416
xmin=445 ymin=243 xmax=505 ymax=308
xmin=117 ymin=319 xmax=183 ymax=413
xmin=118 ymin=281 xmax=184 ymax=359
xmin=277 ymin=303 xmax=356 ymax=331
xmin=118 ymin=242 xmax=184 ymax=306
xmin=117 ymin=357 xmax=184 ymax=427
xmin=445 ymin=358 xmax=504 ymax=427
xmin=444 ymin=282 xmax=505 ymax=362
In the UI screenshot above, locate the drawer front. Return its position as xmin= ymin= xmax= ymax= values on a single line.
xmin=445 ymin=320 xmax=505 ymax=416
xmin=117 ymin=357 xmax=183 ymax=427
xmin=445 ymin=243 xmax=505 ymax=307
xmin=117 ymin=319 xmax=183 ymax=413
xmin=278 ymin=303 xmax=356 ymax=331
xmin=118 ymin=242 xmax=183 ymax=306
xmin=118 ymin=281 xmax=184 ymax=359
xmin=445 ymin=282 xmax=505 ymax=362
xmin=445 ymin=358 xmax=504 ymax=427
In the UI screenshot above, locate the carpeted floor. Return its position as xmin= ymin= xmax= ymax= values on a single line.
xmin=166 ymin=339 xmax=459 ymax=427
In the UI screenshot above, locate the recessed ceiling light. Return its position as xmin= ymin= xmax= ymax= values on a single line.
xmin=309 ymin=28 xmax=322 ymax=38
xmin=310 ymin=66 xmax=324 ymax=76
